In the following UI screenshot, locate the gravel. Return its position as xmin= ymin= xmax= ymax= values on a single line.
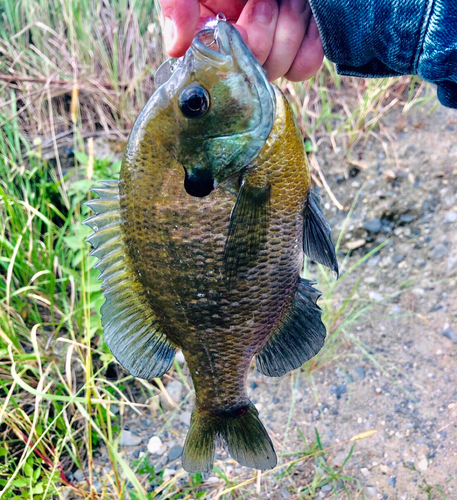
xmin=430 ymin=244 xmax=448 ymax=260
xmin=442 ymin=326 xmax=457 ymax=344
xmin=147 ymin=436 xmax=163 ymax=455
xmin=119 ymin=430 xmax=142 ymax=447
xmin=167 ymin=444 xmax=183 ymax=462
xmin=444 ymin=211 xmax=457 ymax=223
xmin=364 ymin=218 xmax=382 ymax=233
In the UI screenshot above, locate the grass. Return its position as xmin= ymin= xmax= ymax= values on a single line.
xmin=0 ymin=1 xmax=442 ymax=499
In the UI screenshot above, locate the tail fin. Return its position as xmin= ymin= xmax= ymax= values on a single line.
xmin=182 ymin=402 xmax=277 ymax=473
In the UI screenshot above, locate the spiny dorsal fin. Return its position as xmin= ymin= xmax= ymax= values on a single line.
xmin=303 ymin=191 xmax=339 ymax=278
xmin=84 ymin=181 xmax=175 ymax=379
xmin=255 ymin=278 xmax=326 ymax=377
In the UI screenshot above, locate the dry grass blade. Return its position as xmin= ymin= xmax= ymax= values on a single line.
xmin=308 ymin=153 xmax=345 ymax=210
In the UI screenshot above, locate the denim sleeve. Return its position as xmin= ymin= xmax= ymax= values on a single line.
xmin=308 ymin=0 xmax=457 ymax=108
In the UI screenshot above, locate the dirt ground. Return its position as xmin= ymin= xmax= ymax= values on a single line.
xmin=86 ymin=102 xmax=457 ymax=499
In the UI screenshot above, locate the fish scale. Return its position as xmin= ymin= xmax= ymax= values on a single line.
xmin=85 ymin=20 xmax=338 ymax=473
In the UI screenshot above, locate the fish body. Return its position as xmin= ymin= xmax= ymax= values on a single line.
xmin=85 ymin=21 xmax=338 ymax=473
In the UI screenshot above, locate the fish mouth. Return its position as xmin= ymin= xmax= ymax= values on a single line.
xmin=192 ymin=29 xmax=228 ymax=63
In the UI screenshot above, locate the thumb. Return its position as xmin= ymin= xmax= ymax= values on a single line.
xmin=159 ymin=0 xmax=200 ymax=57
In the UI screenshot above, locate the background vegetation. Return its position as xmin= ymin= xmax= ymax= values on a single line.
xmin=0 ymin=0 xmax=438 ymax=498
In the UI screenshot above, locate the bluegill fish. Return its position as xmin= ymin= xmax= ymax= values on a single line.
xmin=85 ymin=20 xmax=338 ymax=473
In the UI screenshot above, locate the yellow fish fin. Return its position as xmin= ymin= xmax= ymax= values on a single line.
xmin=182 ymin=402 xmax=276 ymax=473
xmin=223 ymin=177 xmax=270 ymax=283
xmin=255 ymin=278 xmax=326 ymax=377
xmin=84 ymin=181 xmax=175 ymax=379
xmin=303 ymin=190 xmax=339 ymax=277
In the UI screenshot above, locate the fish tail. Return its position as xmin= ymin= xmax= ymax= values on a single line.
xmin=182 ymin=402 xmax=277 ymax=473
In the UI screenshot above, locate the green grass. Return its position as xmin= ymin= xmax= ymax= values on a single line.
xmin=0 ymin=1 xmax=440 ymax=498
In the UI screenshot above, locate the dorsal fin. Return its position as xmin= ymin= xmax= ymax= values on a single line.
xmin=84 ymin=181 xmax=175 ymax=379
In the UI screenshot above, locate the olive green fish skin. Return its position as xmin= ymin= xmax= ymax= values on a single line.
xmin=119 ymin=86 xmax=309 ymax=414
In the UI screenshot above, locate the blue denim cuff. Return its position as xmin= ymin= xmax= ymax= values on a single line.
xmin=417 ymin=1 xmax=457 ymax=108
xmin=309 ymin=0 xmax=457 ymax=108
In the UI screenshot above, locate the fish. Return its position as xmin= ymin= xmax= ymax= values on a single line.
xmin=84 ymin=19 xmax=338 ymax=473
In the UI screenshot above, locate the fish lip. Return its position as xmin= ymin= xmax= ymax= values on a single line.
xmin=192 ymin=29 xmax=228 ymax=64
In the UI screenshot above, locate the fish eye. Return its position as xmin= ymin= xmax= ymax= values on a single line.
xmin=178 ymin=84 xmax=210 ymax=119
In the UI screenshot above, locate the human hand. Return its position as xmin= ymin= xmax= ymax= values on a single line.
xmin=158 ymin=0 xmax=324 ymax=82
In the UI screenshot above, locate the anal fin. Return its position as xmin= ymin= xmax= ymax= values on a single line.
xmin=224 ymin=177 xmax=270 ymax=282
xmin=255 ymin=278 xmax=326 ymax=377
xmin=84 ymin=181 xmax=176 ymax=379
xmin=303 ymin=191 xmax=339 ymax=277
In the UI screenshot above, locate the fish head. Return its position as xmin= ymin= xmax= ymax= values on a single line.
xmin=155 ymin=21 xmax=276 ymax=197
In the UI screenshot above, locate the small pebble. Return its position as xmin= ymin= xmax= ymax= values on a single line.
xmin=360 ymin=467 xmax=371 ymax=477
xmin=73 ymin=469 xmax=85 ymax=482
xmin=162 ymin=468 xmax=176 ymax=481
xmin=364 ymin=485 xmax=377 ymax=498
xmin=353 ymin=366 xmax=366 ymax=380
xmin=417 ymin=457 xmax=428 ymax=471
xmin=443 ymin=326 xmax=457 ymax=344
xmin=175 ymin=350 xmax=186 ymax=364
xmin=430 ymin=244 xmax=447 ymax=260
xmin=400 ymin=214 xmax=416 ymax=223
xmin=346 ymin=239 xmax=366 ymax=251
xmin=388 ymin=475 xmax=397 ymax=488
xmin=179 ymin=411 xmax=192 ymax=426
xmin=321 ymin=484 xmax=332 ymax=492
xmin=168 ymin=444 xmax=183 ymax=462
xmin=444 ymin=211 xmax=457 ymax=223
xmin=393 ymin=253 xmax=405 ymax=263
xmin=369 ymin=291 xmax=383 ymax=302
xmin=330 ymin=384 xmax=347 ymax=399
xmin=161 ymin=380 xmax=183 ymax=410
xmin=119 ymin=430 xmax=142 ymax=447
xmin=147 ymin=436 xmax=163 ymax=455
xmin=364 ymin=218 xmax=382 ymax=233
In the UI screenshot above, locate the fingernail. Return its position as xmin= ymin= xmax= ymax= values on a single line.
xmin=308 ymin=16 xmax=321 ymax=40
xmin=290 ymin=0 xmax=307 ymax=13
xmin=252 ymin=1 xmax=273 ymax=24
xmin=163 ymin=17 xmax=176 ymax=51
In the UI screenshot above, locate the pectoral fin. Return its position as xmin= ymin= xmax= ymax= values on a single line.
xmin=255 ymin=278 xmax=326 ymax=377
xmin=303 ymin=191 xmax=339 ymax=277
xmin=85 ymin=181 xmax=176 ymax=379
xmin=224 ymin=177 xmax=270 ymax=281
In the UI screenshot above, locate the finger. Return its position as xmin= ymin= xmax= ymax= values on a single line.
xmin=199 ymin=0 xmax=248 ymax=20
xmin=285 ymin=15 xmax=324 ymax=81
xmin=263 ymin=0 xmax=312 ymax=81
xmin=236 ymin=0 xmax=279 ymax=65
xmin=159 ymin=0 xmax=200 ymax=57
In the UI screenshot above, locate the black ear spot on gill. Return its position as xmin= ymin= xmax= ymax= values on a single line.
xmin=184 ymin=168 xmax=214 ymax=197
xmin=179 ymin=84 xmax=210 ymax=119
